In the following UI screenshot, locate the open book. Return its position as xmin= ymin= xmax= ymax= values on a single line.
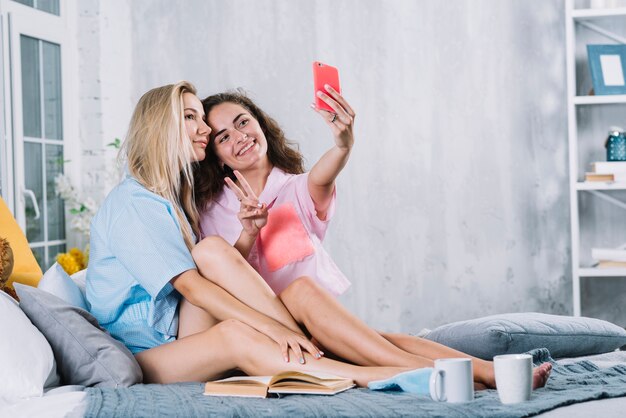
xmin=204 ymin=371 xmax=355 ymax=398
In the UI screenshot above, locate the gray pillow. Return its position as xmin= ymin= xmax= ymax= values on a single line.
xmin=423 ymin=312 xmax=626 ymax=360
xmin=14 ymin=283 xmax=142 ymax=388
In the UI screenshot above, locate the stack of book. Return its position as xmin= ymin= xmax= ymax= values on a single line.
xmin=591 ymin=244 xmax=626 ymax=268
xmin=585 ymin=161 xmax=626 ymax=182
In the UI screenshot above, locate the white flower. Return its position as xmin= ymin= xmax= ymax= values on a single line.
xmin=54 ymin=174 xmax=77 ymax=203
xmin=83 ymin=197 xmax=97 ymax=213
xmin=54 ymin=173 xmax=97 ymax=239
xmin=70 ymin=215 xmax=92 ymax=235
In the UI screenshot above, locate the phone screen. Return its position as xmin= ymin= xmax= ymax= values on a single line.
xmin=313 ymin=61 xmax=341 ymax=112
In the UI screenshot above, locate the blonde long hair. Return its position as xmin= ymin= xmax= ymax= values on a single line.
xmin=120 ymin=81 xmax=199 ymax=250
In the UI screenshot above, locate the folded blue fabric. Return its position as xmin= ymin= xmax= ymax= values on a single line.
xmin=367 ymin=368 xmax=433 ymax=394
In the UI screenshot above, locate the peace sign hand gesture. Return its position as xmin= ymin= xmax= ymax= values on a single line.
xmin=225 ymin=170 xmax=268 ymax=237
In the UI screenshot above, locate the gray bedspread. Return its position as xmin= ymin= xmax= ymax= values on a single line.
xmin=84 ymin=349 xmax=626 ymax=418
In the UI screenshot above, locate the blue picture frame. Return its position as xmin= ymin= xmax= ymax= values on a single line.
xmin=587 ymin=44 xmax=626 ymax=95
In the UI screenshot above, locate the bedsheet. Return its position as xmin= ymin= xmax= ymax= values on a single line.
xmin=537 ymin=350 xmax=626 ymax=418
xmin=5 ymin=350 xmax=624 ymax=418
xmin=83 ymin=348 xmax=626 ymax=418
xmin=0 ymin=385 xmax=87 ymax=418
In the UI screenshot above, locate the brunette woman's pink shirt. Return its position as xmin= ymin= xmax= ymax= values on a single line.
xmin=199 ymin=167 xmax=351 ymax=296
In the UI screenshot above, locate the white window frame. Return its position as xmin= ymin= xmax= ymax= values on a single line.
xmin=0 ymin=14 xmax=10 ymax=209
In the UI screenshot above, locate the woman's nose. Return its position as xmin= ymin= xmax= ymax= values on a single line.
xmin=199 ymin=120 xmax=211 ymax=136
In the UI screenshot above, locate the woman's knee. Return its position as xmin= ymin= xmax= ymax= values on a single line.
xmin=280 ymin=276 xmax=326 ymax=321
xmin=211 ymin=319 xmax=258 ymax=348
xmin=192 ymin=236 xmax=233 ymax=261
xmin=191 ymin=236 xmax=247 ymax=279
xmin=209 ymin=320 xmax=266 ymax=365
xmin=282 ymin=276 xmax=323 ymax=301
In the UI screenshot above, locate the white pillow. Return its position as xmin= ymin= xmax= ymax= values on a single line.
xmin=70 ymin=269 xmax=87 ymax=298
xmin=38 ymin=263 xmax=88 ymax=310
xmin=0 ymin=290 xmax=56 ymax=403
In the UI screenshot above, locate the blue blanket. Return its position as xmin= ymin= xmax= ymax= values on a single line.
xmin=85 ymin=349 xmax=626 ymax=418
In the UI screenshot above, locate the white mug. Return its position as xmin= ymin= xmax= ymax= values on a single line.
xmin=429 ymin=358 xmax=474 ymax=403
xmin=494 ymin=354 xmax=532 ymax=404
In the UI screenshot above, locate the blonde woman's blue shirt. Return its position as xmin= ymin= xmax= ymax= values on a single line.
xmin=86 ymin=177 xmax=196 ymax=354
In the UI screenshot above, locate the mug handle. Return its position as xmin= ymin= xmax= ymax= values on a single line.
xmin=429 ymin=369 xmax=446 ymax=402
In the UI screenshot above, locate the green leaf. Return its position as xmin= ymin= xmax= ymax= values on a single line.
xmin=69 ymin=204 xmax=87 ymax=215
xmin=107 ymin=138 xmax=122 ymax=149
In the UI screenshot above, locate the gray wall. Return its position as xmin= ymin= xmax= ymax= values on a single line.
xmin=79 ymin=0 xmax=625 ymax=330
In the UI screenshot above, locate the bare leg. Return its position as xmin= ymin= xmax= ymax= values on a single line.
xmin=186 ymin=244 xmax=551 ymax=389
xmin=280 ymin=277 xmax=434 ymax=369
xmin=380 ymin=332 xmax=552 ymax=389
xmin=177 ymin=296 xmax=219 ymax=338
xmin=279 ymin=277 xmax=551 ymax=389
xmin=136 ymin=318 xmax=408 ymax=387
xmin=192 ymin=236 xmax=301 ymax=333
xmin=191 ymin=238 xmax=430 ymax=369
xmin=380 ymin=332 xmax=495 ymax=386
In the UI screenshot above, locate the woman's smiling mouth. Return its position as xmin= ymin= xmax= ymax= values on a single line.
xmin=237 ymin=141 xmax=255 ymax=156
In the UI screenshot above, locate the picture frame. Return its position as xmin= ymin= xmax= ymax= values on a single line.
xmin=587 ymin=44 xmax=626 ymax=95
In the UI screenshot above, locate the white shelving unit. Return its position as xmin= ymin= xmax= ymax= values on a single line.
xmin=565 ymin=0 xmax=626 ymax=316
xmin=574 ymin=94 xmax=626 ymax=104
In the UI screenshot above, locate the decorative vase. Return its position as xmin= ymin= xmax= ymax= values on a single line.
xmin=605 ymin=128 xmax=626 ymax=161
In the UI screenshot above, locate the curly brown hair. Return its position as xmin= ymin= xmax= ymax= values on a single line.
xmin=194 ymin=91 xmax=305 ymax=211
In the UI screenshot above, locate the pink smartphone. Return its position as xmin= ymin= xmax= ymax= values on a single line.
xmin=313 ymin=61 xmax=341 ymax=112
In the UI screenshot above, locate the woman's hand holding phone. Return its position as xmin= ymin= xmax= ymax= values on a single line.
xmin=308 ymin=62 xmax=356 ymax=219
xmin=313 ymin=61 xmax=341 ymax=112
xmin=311 ymin=62 xmax=356 ymax=150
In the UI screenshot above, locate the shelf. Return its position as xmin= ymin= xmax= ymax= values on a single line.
xmin=576 ymin=182 xmax=626 ymax=190
xmin=572 ymin=7 xmax=626 ymax=19
xmin=578 ymin=267 xmax=626 ymax=277
xmin=566 ymin=0 xmax=626 ymax=317
xmin=573 ymin=95 xmax=626 ymax=105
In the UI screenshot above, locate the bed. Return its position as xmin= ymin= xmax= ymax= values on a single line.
xmin=2 ymin=268 xmax=626 ymax=418
xmin=2 ymin=350 xmax=626 ymax=418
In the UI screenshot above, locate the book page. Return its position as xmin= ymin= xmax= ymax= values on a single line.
xmin=268 ymin=382 xmax=355 ymax=395
xmin=211 ymin=375 xmax=272 ymax=385
xmin=270 ymin=371 xmax=352 ymax=386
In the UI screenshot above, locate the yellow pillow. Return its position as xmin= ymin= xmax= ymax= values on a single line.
xmin=0 ymin=197 xmax=43 ymax=288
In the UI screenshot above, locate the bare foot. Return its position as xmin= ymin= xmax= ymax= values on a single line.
xmin=474 ymin=382 xmax=488 ymax=390
xmin=532 ymin=363 xmax=552 ymax=389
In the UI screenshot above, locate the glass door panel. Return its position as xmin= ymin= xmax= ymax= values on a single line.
xmin=31 ymin=246 xmax=44 ymax=269
xmin=19 ymin=33 xmax=64 ymax=268
xmin=23 ymin=141 xmax=43 ymax=242
xmin=46 ymin=243 xmax=65 ymax=270
xmin=36 ymin=0 xmax=59 ymax=15
xmin=42 ymin=39 xmax=62 ymax=139
xmin=12 ymin=0 xmax=33 ymax=6
xmin=13 ymin=0 xmax=60 ymax=16
xmin=20 ymin=35 xmax=41 ymax=138
xmin=46 ymin=144 xmax=64 ymax=240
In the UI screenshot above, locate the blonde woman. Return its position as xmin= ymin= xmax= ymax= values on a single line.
xmin=86 ymin=81 xmax=429 ymax=387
